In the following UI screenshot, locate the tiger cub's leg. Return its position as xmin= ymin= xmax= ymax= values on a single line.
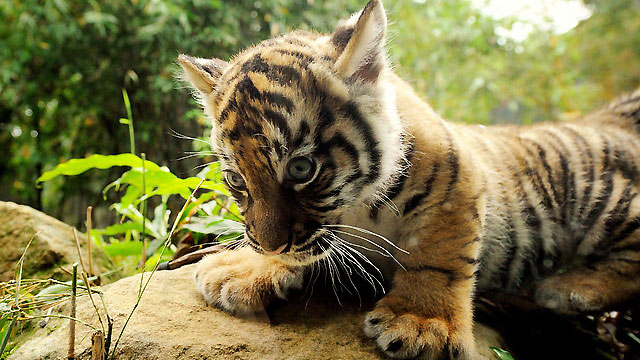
xmin=194 ymin=247 xmax=304 ymax=314
xmin=535 ymin=201 xmax=640 ymax=314
xmin=535 ymin=248 xmax=640 ymax=313
xmin=363 ymin=217 xmax=481 ymax=359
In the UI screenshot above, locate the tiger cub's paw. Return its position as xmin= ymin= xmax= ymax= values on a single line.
xmin=364 ymin=305 xmax=475 ymax=359
xmin=194 ymin=247 xmax=303 ymax=314
xmin=534 ymin=274 xmax=604 ymax=313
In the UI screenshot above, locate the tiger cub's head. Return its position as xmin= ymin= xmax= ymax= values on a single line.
xmin=179 ymin=0 xmax=406 ymax=264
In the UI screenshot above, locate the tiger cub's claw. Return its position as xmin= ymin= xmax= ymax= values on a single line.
xmin=364 ymin=305 xmax=475 ymax=359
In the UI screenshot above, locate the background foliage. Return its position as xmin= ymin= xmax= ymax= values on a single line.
xmin=1 ymin=0 xmax=639 ymax=225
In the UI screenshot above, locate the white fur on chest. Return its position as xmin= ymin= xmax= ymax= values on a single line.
xmin=337 ymin=205 xmax=405 ymax=281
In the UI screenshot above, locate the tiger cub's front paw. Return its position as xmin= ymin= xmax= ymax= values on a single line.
xmin=194 ymin=247 xmax=303 ymax=314
xmin=364 ymin=305 xmax=475 ymax=359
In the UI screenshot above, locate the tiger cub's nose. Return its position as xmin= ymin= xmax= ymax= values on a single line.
xmin=263 ymin=243 xmax=288 ymax=255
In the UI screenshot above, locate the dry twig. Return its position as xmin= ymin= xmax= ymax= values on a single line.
xmin=68 ymin=263 xmax=78 ymax=360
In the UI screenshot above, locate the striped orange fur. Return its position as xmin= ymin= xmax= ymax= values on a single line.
xmin=180 ymin=1 xmax=640 ymax=358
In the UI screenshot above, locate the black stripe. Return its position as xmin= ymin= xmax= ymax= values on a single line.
xmin=307 ymin=200 xmax=344 ymax=213
xmin=369 ymin=141 xmax=415 ymax=219
xmin=519 ymin=142 xmax=555 ymax=220
xmin=441 ymin=129 xmax=459 ymax=203
xmin=315 ymin=172 xmax=361 ymax=199
xmin=292 ymin=121 xmax=310 ymax=149
xmin=529 ymin=140 xmax=560 ymax=207
xmin=612 ymin=242 xmax=640 ymax=253
xmin=385 ymin=141 xmax=415 ymax=201
xmin=522 ymin=200 xmax=546 ymax=280
xmin=295 ymin=240 xmax=316 ymax=253
xmin=318 ymin=133 xmax=360 ymax=163
xmin=234 ymin=74 xmax=295 ymax=114
xmin=273 ymin=49 xmax=315 ymax=65
xmin=616 ymin=95 xmax=640 ymax=108
xmin=621 ymin=107 xmax=640 ymax=121
xmin=402 ymin=162 xmax=440 ymax=215
xmin=580 ymin=136 xmax=613 ymax=237
xmin=263 ymin=108 xmax=292 ymax=142
xmin=218 ymin=97 xmax=237 ymax=124
xmin=293 ymin=225 xmax=320 ymax=246
xmin=308 ymin=161 xmax=336 ymax=193
xmin=227 ymin=105 xmax=264 ymax=141
xmin=245 ymin=232 xmax=262 ymax=250
xmin=236 ymin=76 xmax=262 ymax=100
xmin=239 ymin=53 xmax=303 ymax=87
xmin=543 ymin=131 xmax=576 ymax=225
xmin=265 ymin=64 xmax=303 ymax=86
xmin=609 ymin=216 xmax=640 ymax=246
xmin=613 ymin=143 xmax=639 ymax=181
xmin=404 ymin=264 xmax=472 ymax=283
xmin=562 ymin=126 xmax=596 ymax=221
xmin=344 ymin=102 xmax=381 ymax=184
xmin=317 ymin=104 xmax=336 ymax=130
xmin=500 ymin=212 xmax=519 ymax=288
xmin=518 ymin=143 xmax=559 ymax=273
xmin=602 ymin=186 xmax=636 ymax=244
xmin=262 ymin=91 xmax=294 ymax=113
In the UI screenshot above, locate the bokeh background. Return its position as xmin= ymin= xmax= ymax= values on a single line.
xmin=1 ymin=0 xmax=639 ymax=226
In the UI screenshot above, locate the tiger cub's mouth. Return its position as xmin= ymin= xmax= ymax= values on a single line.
xmin=245 ymin=227 xmax=332 ymax=265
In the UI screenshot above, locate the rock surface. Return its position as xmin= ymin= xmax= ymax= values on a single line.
xmin=0 ymin=201 xmax=112 ymax=282
xmin=11 ymin=264 xmax=505 ymax=360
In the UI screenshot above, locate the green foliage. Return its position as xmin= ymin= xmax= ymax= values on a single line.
xmin=39 ymin=152 xmax=242 ymax=275
xmin=33 ymin=86 xmax=243 ymax=275
xmin=388 ymin=0 xmax=640 ymax=125
xmin=491 ymin=347 xmax=516 ymax=360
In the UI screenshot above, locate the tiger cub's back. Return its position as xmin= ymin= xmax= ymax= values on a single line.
xmin=449 ymin=92 xmax=640 ymax=292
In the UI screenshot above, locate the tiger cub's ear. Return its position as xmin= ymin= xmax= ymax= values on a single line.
xmin=331 ymin=0 xmax=387 ymax=82
xmin=178 ymin=54 xmax=228 ymax=94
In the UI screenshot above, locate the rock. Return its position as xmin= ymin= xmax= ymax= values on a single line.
xmin=10 ymin=264 xmax=505 ymax=359
xmin=0 ymin=201 xmax=113 ymax=282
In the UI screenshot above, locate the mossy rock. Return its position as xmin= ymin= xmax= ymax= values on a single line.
xmin=0 ymin=201 xmax=114 ymax=282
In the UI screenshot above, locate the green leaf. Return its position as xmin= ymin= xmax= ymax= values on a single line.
xmin=102 ymin=239 xmax=144 ymax=257
xmin=182 ymin=216 xmax=243 ymax=235
xmin=491 ymin=347 xmax=516 ymax=360
xmin=109 ymin=204 xmax=162 ymax=239
xmin=95 ymin=222 xmax=144 ymax=236
xmin=37 ymin=154 xmax=160 ymax=183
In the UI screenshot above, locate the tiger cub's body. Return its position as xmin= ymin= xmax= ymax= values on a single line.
xmin=179 ymin=1 xmax=640 ymax=358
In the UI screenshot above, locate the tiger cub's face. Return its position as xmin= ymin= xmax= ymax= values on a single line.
xmin=180 ymin=1 xmax=406 ymax=265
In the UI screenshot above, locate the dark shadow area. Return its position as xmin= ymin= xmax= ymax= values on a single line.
xmin=477 ymin=294 xmax=640 ymax=360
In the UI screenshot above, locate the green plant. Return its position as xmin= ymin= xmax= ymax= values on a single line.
xmin=36 ymin=90 xmax=244 ymax=276
xmin=38 ymin=151 xmax=242 ymax=273
xmin=491 ymin=347 xmax=516 ymax=360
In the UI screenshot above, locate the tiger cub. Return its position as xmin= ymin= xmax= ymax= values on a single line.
xmin=179 ymin=0 xmax=640 ymax=358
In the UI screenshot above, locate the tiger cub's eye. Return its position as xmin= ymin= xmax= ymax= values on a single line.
xmin=287 ymin=157 xmax=315 ymax=183
xmin=225 ymin=171 xmax=246 ymax=191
